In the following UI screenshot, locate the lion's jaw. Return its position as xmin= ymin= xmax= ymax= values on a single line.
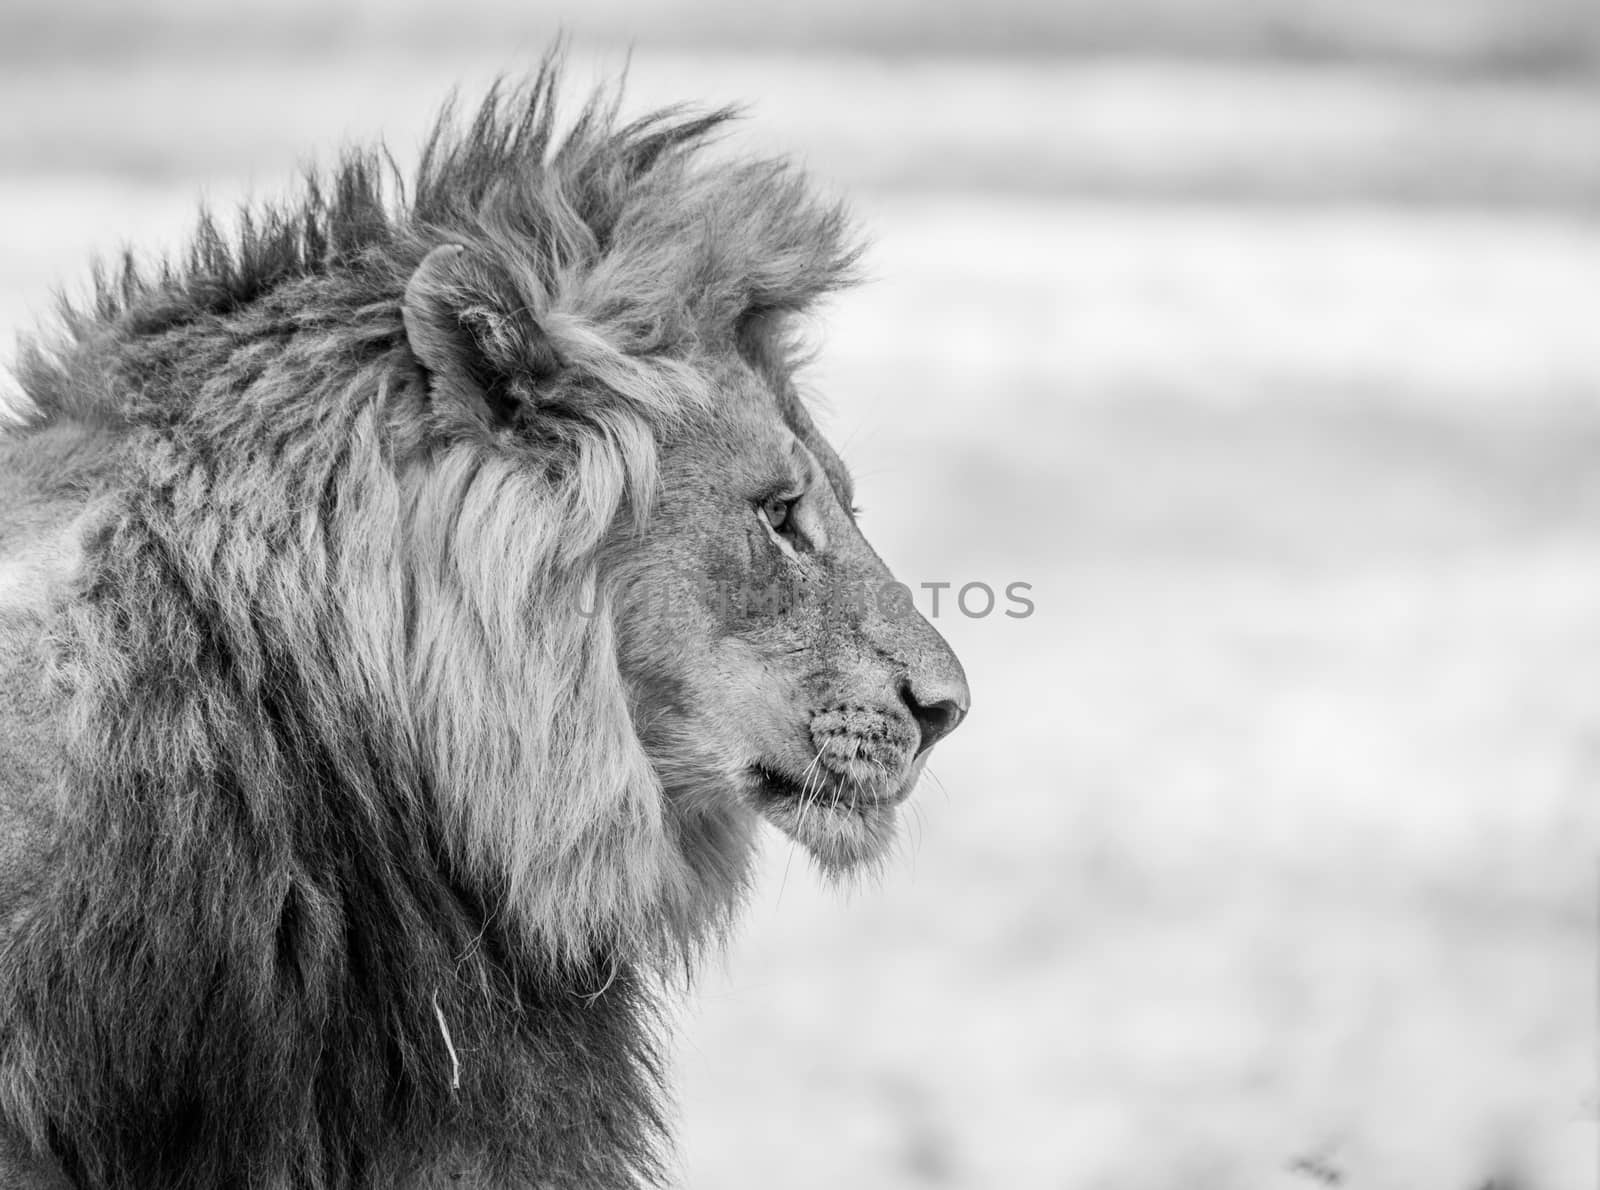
xmin=744 ymin=754 xmax=930 ymax=874
xmin=735 ymin=695 xmax=931 ymax=872
xmin=629 ymin=673 xmax=937 ymax=879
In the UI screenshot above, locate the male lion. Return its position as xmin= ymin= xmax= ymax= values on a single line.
xmin=0 ymin=65 xmax=967 ymax=1190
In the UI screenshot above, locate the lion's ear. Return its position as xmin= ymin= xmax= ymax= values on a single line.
xmin=402 ymin=243 xmax=560 ymax=424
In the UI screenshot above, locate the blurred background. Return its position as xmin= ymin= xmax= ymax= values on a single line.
xmin=2 ymin=2 xmax=1597 ymax=1186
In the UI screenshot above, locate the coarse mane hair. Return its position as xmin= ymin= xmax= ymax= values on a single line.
xmin=0 ymin=60 xmax=857 ymax=1189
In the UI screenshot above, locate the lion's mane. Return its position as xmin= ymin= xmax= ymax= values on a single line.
xmin=0 ymin=63 xmax=855 ymax=1189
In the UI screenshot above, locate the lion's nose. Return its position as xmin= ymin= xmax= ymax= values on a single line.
xmin=900 ymin=675 xmax=969 ymax=755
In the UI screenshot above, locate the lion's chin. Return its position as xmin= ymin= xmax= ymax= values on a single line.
xmin=746 ymin=765 xmax=912 ymax=873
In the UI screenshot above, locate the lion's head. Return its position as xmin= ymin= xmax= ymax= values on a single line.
xmin=388 ymin=81 xmax=968 ymax=959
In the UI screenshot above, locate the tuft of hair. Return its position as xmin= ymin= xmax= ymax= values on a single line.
xmin=0 ymin=59 xmax=859 ymax=1189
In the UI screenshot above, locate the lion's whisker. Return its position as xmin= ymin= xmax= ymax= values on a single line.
xmin=799 ymin=749 xmax=825 ymax=798
xmin=791 ymin=748 xmax=827 ymax=847
xmin=776 ymin=841 xmax=800 ymax=906
xmin=840 ymin=765 xmax=864 ymax=818
xmin=908 ymin=801 xmax=927 ymax=862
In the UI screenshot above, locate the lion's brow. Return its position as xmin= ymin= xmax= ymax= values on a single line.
xmin=789 ymin=438 xmax=854 ymax=513
xmin=794 ymin=434 xmax=854 ymax=511
xmin=785 ymin=437 xmax=820 ymax=487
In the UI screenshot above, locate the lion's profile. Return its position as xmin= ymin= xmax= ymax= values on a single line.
xmin=0 ymin=62 xmax=968 ymax=1189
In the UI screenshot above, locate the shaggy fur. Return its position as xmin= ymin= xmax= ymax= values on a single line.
xmin=0 ymin=64 xmax=862 ymax=1189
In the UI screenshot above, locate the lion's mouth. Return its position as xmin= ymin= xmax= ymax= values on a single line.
xmin=745 ymin=762 xmax=916 ymax=873
xmin=751 ymin=763 xmax=855 ymax=805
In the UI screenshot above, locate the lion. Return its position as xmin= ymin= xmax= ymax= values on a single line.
xmin=0 ymin=64 xmax=968 ymax=1189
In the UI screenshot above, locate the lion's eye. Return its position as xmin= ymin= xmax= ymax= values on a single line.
xmin=760 ymin=494 xmax=796 ymax=535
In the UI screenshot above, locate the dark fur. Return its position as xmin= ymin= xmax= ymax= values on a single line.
xmin=0 ymin=62 xmax=857 ymax=1189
